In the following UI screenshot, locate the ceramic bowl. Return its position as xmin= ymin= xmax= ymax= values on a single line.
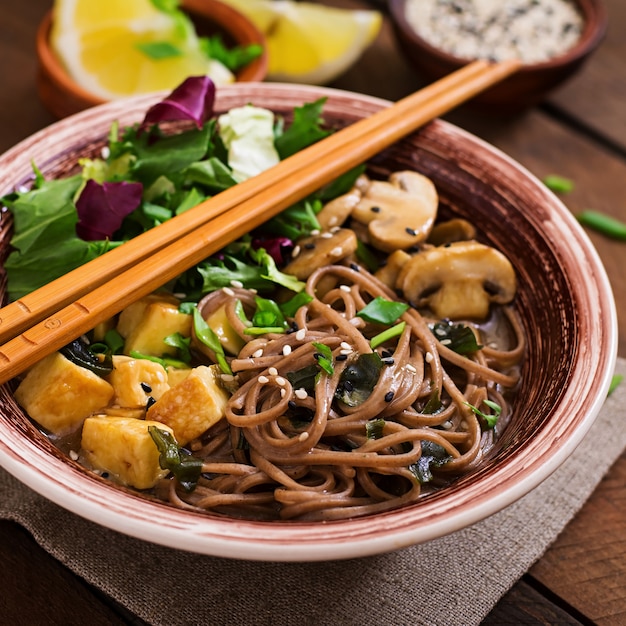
xmin=388 ymin=0 xmax=608 ymax=111
xmin=0 ymin=84 xmax=617 ymax=561
xmin=36 ymin=0 xmax=268 ymax=119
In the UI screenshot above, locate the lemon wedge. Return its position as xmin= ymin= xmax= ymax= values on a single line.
xmin=218 ymin=0 xmax=382 ymax=84
xmin=50 ymin=0 xmax=234 ymax=100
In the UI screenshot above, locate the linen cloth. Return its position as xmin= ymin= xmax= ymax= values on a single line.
xmin=1 ymin=357 xmax=625 ymax=626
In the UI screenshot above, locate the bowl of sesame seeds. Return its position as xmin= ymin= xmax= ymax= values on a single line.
xmin=389 ymin=0 xmax=608 ymax=111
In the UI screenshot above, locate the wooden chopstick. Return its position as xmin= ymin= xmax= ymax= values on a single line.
xmin=0 ymin=59 xmax=520 ymax=384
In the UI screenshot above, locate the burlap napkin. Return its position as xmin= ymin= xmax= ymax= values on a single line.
xmin=1 ymin=357 xmax=625 ymax=626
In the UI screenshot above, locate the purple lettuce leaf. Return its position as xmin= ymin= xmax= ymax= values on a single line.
xmin=252 ymin=236 xmax=294 ymax=266
xmin=76 ymin=179 xmax=143 ymax=241
xmin=140 ymin=76 xmax=216 ymax=131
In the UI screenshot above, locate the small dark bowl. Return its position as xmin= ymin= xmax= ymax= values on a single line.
xmin=36 ymin=0 xmax=268 ymax=119
xmin=388 ymin=0 xmax=608 ymax=111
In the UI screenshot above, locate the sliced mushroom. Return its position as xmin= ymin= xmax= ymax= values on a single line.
xmin=396 ymin=241 xmax=516 ymax=320
xmin=427 ymin=218 xmax=476 ymax=246
xmin=351 ymin=171 xmax=438 ymax=252
xmin=316 ymin=189 xmax=362 ymax=230
xmin=374 ymin=249 xmax=412 ymax=290
xmin=283 ymin=228 xmax=358 ymax=279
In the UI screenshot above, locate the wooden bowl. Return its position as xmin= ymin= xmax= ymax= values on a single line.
xmin=388 ymin=0 xmax=608 ymax=112
xmin=36 ymin=0 xmax=268 ymax=119
xmin=0 ymin=84 xmax=617 ymax=561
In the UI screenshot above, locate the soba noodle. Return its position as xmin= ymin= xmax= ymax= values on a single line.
xmin=158 ymin=263 xmax=524 ymax=521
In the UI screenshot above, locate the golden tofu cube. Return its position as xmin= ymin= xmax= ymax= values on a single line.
xmin=81 ymin=416 xmax=173 ymax=490
xmin=205 ymin=304 xmax=245 ymax=355
xmin=167 ymin=367 xmax=192 ymax=387
xmin=117 ymin=293 xmax=180 ymax=338
xmin=147 ymin=365 xmax=229 ymax=445
xmin=15 ymin=352 xmax=114 ymax=436
xmin=122 ymin=300 xmax=192 ymax=357
xmin=108 ymin=355 xmax=170 ymax=408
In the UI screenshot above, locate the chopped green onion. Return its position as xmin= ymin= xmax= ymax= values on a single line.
xmin=243 ymin=326 xmax=286 ymax=336
xmin=543 ymin=174 xmax=574 ymax=193
xmin=357 ymin=296 xmax=409 ymax=325
xmin=312 ymin=341 xmax=334 ymax=376
xmin=577 ymin=210 xmax=626 ymax=240
xmin=365 ymin=418 xmax=385 ymax=440
xmin=370 ymin=321 xmax=406 ymax=349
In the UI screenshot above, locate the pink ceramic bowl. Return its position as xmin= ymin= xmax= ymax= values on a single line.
xmin=0 ymin=84 xmax=616 ymax=561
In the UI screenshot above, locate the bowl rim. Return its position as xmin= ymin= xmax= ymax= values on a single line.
xmin=35 ymin=0 xmax=268 ymax=109
xmin=388 ymin=0 xmax=608 ymax=73
xmin=0 ymin=83 xmax=618 ymax=561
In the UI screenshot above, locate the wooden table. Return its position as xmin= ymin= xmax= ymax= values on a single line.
xmin=1 ymin=0 xmax=625 ymax=623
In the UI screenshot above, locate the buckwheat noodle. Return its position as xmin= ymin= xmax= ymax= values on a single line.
xmin=158 ymin=264 xmax=524 ymax=521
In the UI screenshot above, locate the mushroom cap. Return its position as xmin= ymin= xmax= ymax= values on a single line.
xmin=351 ymin=171 xmax=438 ymax=253
xmin=396 ymin=241 xmax=517 ymax=320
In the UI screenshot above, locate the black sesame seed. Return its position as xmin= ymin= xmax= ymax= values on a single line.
xmin=344 ymin=380 xmax=354 ymax=392
xmin=381 ymin=350 xmax=393 ymax=358
xmin=405 ymin=227 xmax=417 ymax=236
xmin=304 ymin=242 xmax=316 ymax=250
xmin=350 ymin=263 xmax=360 ymax=272
xmin=140 ymin=382 xmax=152 ymax=393
xmin=335 ymin=354 xmax=348 ymax=361
xmin=288 ymin=400 xmax=297 ymax=410
xmin=384 ymin=391 xmax=395 ymax=402
xmin=370 ymin=206 xmax=381 ymax=213
xmin=382 ymin=357 xmax=395 ymax=366
xmin=313 ymin=353 xmax=322 ymax=360
xmin=146 ymin=396 xmax=156 ymax=410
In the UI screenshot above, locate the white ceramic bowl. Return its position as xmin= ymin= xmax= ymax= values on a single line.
xmin=0 ymin=84 xmax=617 ymax=561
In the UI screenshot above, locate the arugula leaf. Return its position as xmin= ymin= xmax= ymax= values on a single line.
xmin=182 ymin=157 xmax=238 ymax=193
xmin=357 ymin=296 xmax=409 ymax=325
xmin=409 ymin=440 xmax=452 ymax=484
xmin=431 ymin=321 xmax=482 ymax=354
xmin=148 ymin=426 xmax=202 ymax=492
xmin=261 ymin=199 xmax=321 ymax=240
xmin=250 ymin=247 xmax=305 ymax=293
xmin=274 ymin=98 xmax=331 ymax=159
xmin=465 ymin=399 xmax=502 ymax=430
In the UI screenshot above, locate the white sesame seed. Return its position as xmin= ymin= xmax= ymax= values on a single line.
xmin=340 ymin=349 xmax=353 ymax=356
xmin=222 ymin=287 xmax=235 ymax=296
xmin=69 ymin=450 xmax=79 ymax=461
xmin=276 ymin=376 xmax=286 ymax=386
xmin=280 ymin=388 xmax=286 ymax=398
xmin=100 ymin=146 xmax=110 ymax=159
xmin=221 ymin=374 xmax=235 ymax=382
xmin=282 ymin=345 xmax=292 ymax=356
xmin=339 ymin=285 xmax=351 ymax=293
xmin=349 ymin=318 xmax=361 ymax=325
xmin=330 ymin=226 xmax=341 ymax=233
xmin=442 ymin=420 xmax=453 ymax=430
xmin=435 ymin=327 xmax=447 ymax=336
xmin=425 ymin=352 xmax=434 ymax=363
xmin=406 ymin=363 xmax=417 ymax=373
xmin=321 ymin=232 xmax=333 ymax=239
xmin=249 ymin=288 xmax=258 ymax=294
xmin=340 ymin=341 xmax=352 ymax=351
xmin=440 ymin=338 xmax=452 ymax=346
xmin=296 ymin=329 xmax=306 ymax=341
xmin=252 ymin=348 xmax=264 ymax=358
xmin=230 ymin=279 xmax=243 ymax=289
xmin=258 ymin=375 xmax=269 ymax=384
xmin=295 ymin=388 xmax=308 ymax=400
xmin=291 ymin=245 xmax=301 ymax=258
xmin=330 ymin=246 xmax=343 ymax=257
xmin=268 ymin=367 xmax=278 ymax=376
xmin=328 ymin=216 xmax=338 ymax=226
xmin=310 ymin=229 xmax=320 ymax=236
xmin=298 ymin=432 xmax=310 ymax=442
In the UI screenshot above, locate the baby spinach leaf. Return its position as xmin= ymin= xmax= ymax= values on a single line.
xmin=357 ymin=296 xmax=409 ymax=325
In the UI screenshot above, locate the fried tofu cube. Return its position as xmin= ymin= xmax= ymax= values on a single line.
xmin=146 ymin=365 xmax=229 ymax=445
xmin=15 ymin=352 xmax=114 ymax=436
xmin=81 ymin=416 xmax=173 ymax=489
xmin=117 ymin=294 xmax=179 ymax=338
xmin=108 ymin=355 xmax=170 ymax=408
xmin=118 ymin=295 xmax=191 ymax=357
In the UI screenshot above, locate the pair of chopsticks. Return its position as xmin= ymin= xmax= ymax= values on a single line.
xmin=0 ymin=59 xmax=520 ymax=384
